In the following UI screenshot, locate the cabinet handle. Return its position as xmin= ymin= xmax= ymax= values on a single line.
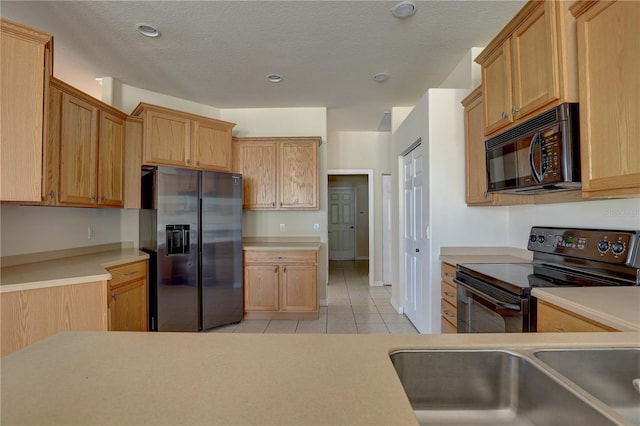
xmin=124 ymin=271 xmax=138 ymax=276
xmin=443 ymin=291 xmax=452 ymax=297
xmin=48 ymin=190 xmax=55 ymax=200
xmin=101 ymin=195 xmax=107 ymax=203
xmin=186 ymin=159 xmax=191 ymax=165
xmin=196 ymin=161 xmax=200 ymax=166
xmin=92 ymin=195 xmax=98 ymax=202
xmin=112 ymin=293 xmax=118 ymax=301
xmin=555 ymin=327 xmax=565 ymax=332
xmin=511 ymin=105 xmax=519 ymax=116
xmin=501 ymin=111 xmax=508 ymax=120
xmin=283 ymin=266 xmax=287 ymax=273
xmin=272 ymin=202 xmax=275 ymax=207
xmin=274 ymin=266 xmax=278 ymax=273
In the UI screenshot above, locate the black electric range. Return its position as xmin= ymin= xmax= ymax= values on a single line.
xmin=454 ymin=227 xmax=640 ymax=333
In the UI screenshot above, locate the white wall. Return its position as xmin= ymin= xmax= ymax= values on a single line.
xmin=438 ymin=47 xmax=484 ymax=89
xmin=0 ymin=205 xmax=128 ymax=256
xmin=508 ymin=198 xmax=640 ymax=247
xmin=104 ymin=77 xmax=222 ymax=118
xmin=326 ymin=131 xmax=394 ymax=284
xmin=393 ymin=88 xmax=512 ymax=333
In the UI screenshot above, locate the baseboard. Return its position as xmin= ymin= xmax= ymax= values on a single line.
xmin=373 ymin=280 xmax=384 ymax=287
xmin=319 ymin=299 xmax=328 ymax=307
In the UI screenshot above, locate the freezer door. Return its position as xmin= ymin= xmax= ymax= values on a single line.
xmin=201 ymin=171 xmax=243 ymax=330
xmin=156 ymin=167 xmax=199 ymax=332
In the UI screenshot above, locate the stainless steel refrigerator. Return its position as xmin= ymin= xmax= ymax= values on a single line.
xmin=140 ymin=166 xmax=243 ymax=332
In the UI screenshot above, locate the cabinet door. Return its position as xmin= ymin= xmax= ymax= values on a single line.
xmin=109 ymin=279 xmax=148 ymax=331
xmin=574 ymin=0 xmax=640 ymax=198
xmin=279 ymin=141 xmax=318 ymax=209
xmin=463 ymin=88 xmax=493 ymax=205
xmin=537 ymin=300 xmax=617 ymax=332
xmin=143 ymin=109 xmax=190 ymax=167
xmin=237 ymin=141 xmax=277 ymax=209
xmin=59 ymin=92 xmax=99 ymax=205
xmin=244 ymin=265 xmax=279 ymax=311
xmin=98 ymin=111 xmax=125 ymax=207
xmin=0 ymin=20 xmax=51 ymax=202
xmin=280 ymin=264 xmax=317 ymax=312
xmin=482 ymin=41 xmax=513 ymax=135
xmin=511 ymin=1 xmax=560 ymax=120
xmin=191 ymin=120 xmax=232 ymax=171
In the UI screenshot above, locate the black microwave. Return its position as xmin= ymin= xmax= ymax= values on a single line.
xmin=485 ymin=103 xmax=581 ymax=194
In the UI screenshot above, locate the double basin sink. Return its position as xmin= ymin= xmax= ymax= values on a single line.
xmin=390 ymin=348 xmax=639 ymax=425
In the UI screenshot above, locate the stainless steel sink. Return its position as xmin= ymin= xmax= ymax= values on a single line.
xmin=389 ymin=350 xmax=619 ymax=426
xmin=534 ymin=348 xmax=640 ymax=425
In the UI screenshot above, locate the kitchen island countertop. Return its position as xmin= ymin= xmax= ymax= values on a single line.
xmin=2 ymin=330 xmax=639 ymax=425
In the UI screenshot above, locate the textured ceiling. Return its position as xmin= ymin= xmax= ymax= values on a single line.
xmin=1 ymin=1 xmax=525 ymax=132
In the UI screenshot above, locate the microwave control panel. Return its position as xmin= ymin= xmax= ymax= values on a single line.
xmin=528 ymin=226 xmax=639 ymax=266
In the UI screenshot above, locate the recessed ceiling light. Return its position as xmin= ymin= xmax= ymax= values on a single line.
xmin=373 ymin=72 xmax=390 ymax=82
xmin=136 ymin=23 xmax=160 ymax=38
xmin=391 ymin=1 xmax=417 ymax=19
xmin=267 ymin=74 xmax=283 ymax=83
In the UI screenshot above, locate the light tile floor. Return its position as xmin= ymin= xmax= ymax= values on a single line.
xmin=210 ymin=260 xmax=419 ymax=334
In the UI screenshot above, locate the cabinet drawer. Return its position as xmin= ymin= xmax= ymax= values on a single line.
xmin=244 ymin=250 xmax=317 ymax=265
xmin=537 ymin=300 xmax=617 ymax=333
xmin=441 ymin=280 xmax=457 ymax=307
xmin=441 ymin=262 xmax=456 ymax=285
xmin=107 ymin=261 xmax=146 ymax=287
xmin=441 ymin=299 xmax=457 ymax=326
xmin=441 ymin=316 xmax=457 ymax=334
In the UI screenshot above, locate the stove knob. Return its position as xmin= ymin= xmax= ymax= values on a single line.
xmin=612 ymin=242 xmax=625 ymax=254
xmin=537 ymin=235 xmax=545 ymax=243
xmin=529 ymin=234 xmax=538 ymax=243
xmin=597 ymin=240 xmax=610 ymax=252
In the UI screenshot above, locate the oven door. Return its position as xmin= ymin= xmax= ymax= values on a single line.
xmin=454 ymin=275 xmax=531 ymax=333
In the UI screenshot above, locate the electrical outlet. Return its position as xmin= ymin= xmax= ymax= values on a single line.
xmin=313 ymin=223 xmax=319 ymax=231
xmin=279 ymin=223 xmax=285 ymax=232
xmin=87 ymin=226 xmax=95 ymax=240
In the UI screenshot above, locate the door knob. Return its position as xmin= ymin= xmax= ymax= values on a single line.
xmin=415 ymin=248 xmax=420 ymax=253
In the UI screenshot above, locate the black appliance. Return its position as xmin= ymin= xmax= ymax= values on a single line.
xmin=485 ymin=103 xmax=580 ymax=194
xmin=454 ymin=226 xmax=640 ymax=333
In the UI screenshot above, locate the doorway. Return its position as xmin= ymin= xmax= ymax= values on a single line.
xmin=327 ymin=170 xmax=374 ymax=286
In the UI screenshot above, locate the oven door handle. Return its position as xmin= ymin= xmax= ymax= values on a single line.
xmin=454 ymin=278 xmax=521 ymax=312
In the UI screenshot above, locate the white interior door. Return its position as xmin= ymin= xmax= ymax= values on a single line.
xmin=403 ymin=144 xmax=424 ymax=329
xmin=328 ymin=187 xmax=356 ymax=260
xmin=382 ymin=174 xmax=392 ymax=285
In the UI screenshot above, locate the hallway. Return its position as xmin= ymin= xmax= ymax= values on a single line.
xmin=211 ymin=260 xmax=418 ymax=334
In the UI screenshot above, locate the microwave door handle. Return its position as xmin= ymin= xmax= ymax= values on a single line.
xmin=454 ymin=278 xmax=521 ymax=312
xmin=529 ymin=132 xmax=545 ymax=183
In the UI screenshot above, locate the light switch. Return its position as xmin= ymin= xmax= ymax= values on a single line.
xmin=279 ymin=224 xmax=285 ymax=232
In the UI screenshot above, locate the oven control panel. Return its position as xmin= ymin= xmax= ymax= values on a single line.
xmin=528 ymin=226 xmax=639 ymax=266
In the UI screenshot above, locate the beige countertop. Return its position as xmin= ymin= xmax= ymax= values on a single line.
xmin=0 ymin=247 xmax=148 ymax=293
xmin=533 ymin=287 xmax=640 ymax=331
xmin=243 ymin=237 xmax=322 ymax=251
xmin=2 ymin=330 xmax=638 ymax=425
xmin=439 ymin=246 xmax=532 ymax=266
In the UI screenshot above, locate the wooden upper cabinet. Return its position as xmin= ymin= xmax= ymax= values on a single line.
xmin=0 ymin=18 xmax=52 ymax=202
xmin=570 ymin=0 xmax=640 ymax=199
xmin=233 ymin=139 xmax=278 ymax=209
xmin=46 ymin=77 xmax=127 ymax=208
xmin=132 ymin=103 xmax=235 ymax=172
xmin=191 ymin=120 xmax=232 ymax=171
xmin=59 ymin=92 xmax=99 ymax=205
xmin=476 ymin=0 xmax=577 ymax=137
xmin=98 ymin=112 xmax=126 ymax=206
xmin=233 ymin=136 xmax=321 ymax=210
xmin=279 ymin=141 xmax=318 ymax=209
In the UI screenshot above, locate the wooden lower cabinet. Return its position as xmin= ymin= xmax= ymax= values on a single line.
xmin=536 ymin=299 xmax=618 ymax=333
xmin=106 ymin=260 xmax=148 ymax=331
xmin=440 ymin=262 xmax=458 ymax=333
xmin=1 ymin=281 xmax=108 ymax=356
xmin=244 ymin=249 xmax=319 ymax=320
